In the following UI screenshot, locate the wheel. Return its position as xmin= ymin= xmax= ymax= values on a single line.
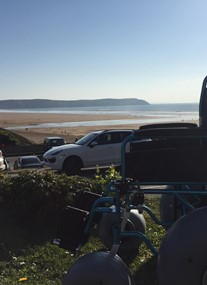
xmin=98 ymin=208 xmax=146 ymax=253
xmin=63 ymin=157 xmax=82 ymax=175
xmin=157 ymin=206 xmax=207 ymax=285
xmin=62 ymin=251 xmax=135 ymax=285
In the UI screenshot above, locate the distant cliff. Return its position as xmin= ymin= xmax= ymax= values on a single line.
xmin=0 ymin=98 xmax=149 ymax=109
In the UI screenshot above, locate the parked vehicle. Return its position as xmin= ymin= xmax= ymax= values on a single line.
xmin=3 ymin=158 xmax=10 ymax=171
xmin=43 ymin=129 xmax=133 ymax=175
xmin=0 ymin=150 xmax=6 ymax=171
xmin=43 ymin=137 xmax=66 ymax=150
xmin=13 ymin=155 xmax=44 ymax=170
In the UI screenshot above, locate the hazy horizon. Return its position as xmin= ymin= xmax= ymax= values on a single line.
xmin=0 ymin=98 xmax=199 ymax=105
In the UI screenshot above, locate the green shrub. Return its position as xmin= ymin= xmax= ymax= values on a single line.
xmin=95 ymin=165 xmax=121 ymax=192
xmin=0 ymin=171 xmax=100 ymax=227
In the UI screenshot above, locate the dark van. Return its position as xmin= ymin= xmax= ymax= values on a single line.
xmin=44 ymin=137 xmax=66 ymax=150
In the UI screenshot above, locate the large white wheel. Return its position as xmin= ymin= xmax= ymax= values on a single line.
xmin=98 ymin=208 xmax=146 ymax=253
xmin=62 ymin=251 xmax=135 ymax=285
xmin=157 ymin=206 xmax=207 ymax=285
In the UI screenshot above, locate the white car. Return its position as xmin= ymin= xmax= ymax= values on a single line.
xmin=0 ymin=150 xmax=6 ymax=171
xmin=43 ymin=130 xmax=133 ymax=175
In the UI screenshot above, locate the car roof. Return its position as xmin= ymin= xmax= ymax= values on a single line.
xmin=45 ymin=136 xmax=64 ymax=139
xmin=82 ymin=129 xmax=133 ymax=137
xmin=20 ymin=155 xmax=39 ymax=159
xmin=101 ymin=129 xmax=133 ymax=133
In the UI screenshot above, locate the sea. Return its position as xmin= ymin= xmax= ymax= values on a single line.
xmin=3 ymin=103 xmax=200 ymax=130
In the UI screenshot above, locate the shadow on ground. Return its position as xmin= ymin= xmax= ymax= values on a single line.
xmin=0 ymin=206 xmax=56 ymax=261
xmin=133 ymin=256 xmax=159 ymax=285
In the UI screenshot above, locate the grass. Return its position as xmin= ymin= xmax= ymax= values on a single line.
xmin=0 ymin=128 xmax=33 ymax=146
xmin=0 ymin=194 xmax=166 ymax=285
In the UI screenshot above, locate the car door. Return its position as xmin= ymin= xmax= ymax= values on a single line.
xmin=85 ymin=131 xmax=132 ymax=167
xmin=85 ymin=132 xmax=116 ymax=167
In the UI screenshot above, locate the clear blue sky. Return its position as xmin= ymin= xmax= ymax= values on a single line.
xmin=1 ymin=0 xmax=207 ymax=103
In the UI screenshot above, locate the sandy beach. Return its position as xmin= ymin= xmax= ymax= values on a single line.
xmin=0 ymin=112 xmax=145 ymax=144
xmin=0 ymin=111 xmax=199 ymax=144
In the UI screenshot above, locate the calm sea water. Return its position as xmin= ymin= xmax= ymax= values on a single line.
xmin=4 ymin=103 xmax=199 ymax=130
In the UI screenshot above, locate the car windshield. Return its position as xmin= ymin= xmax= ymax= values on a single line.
xmin=75 ymin=132 xmax=100 ymax=145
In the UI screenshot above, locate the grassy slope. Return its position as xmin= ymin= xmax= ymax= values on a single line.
xmin=0 ymin=128 xmax=33 ymax=146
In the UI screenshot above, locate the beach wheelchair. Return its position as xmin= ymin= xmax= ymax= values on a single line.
xmin=53 ymin=130 xmax=207 ymax=284
xmin=53 ymin=76 xmax=207 ymax=284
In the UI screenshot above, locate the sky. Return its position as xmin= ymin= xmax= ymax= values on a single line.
xmin=1 ymin=0 xmax=207 ymax=104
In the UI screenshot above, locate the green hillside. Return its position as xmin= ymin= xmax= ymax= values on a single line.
xmin=0 ymin=98 xmax=149 ymax=109
xmin=0 ymin=128 xmax=32 ymax=146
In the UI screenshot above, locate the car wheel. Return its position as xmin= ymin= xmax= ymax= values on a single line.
xmin=63 ymin=157 xmax=82 ymax=175
xmin=98 ymin=208 xmax=146 ymax=253
xmin=157 ymin=206 xmax=207 ymax=285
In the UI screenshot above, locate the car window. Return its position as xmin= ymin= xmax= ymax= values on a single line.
xmin=76 ymin=132 xmax=100 ymax=145
xmin=89 ymin=131 xmax=131 ymax=145
xmin=51 ymin=139 xmax=64 ymax=146
xmin=94 ymin=132 xmax=132 ymax=145
xmin=113 ymin=131 xmax=132 ymax=143
xmin=95 ymin=133 xmax=112 ymax=145
xmin=21 ymin=158 xmax=27 ymax=165
xmin=95 ymin=133 xmax=117 ymax=145
xmin=22 ymin=157 xmax=40 ymax=164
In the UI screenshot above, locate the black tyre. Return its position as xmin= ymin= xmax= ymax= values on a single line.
xmin=157 ymin=206 xmax=207 ymax=285
xmin=62 ymin=251 xmax=135 ymax=285
xmin=98 ymin=208 xmax=146 ymax=253
xmin=63 ymin=157 xmax=82 ymax=175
